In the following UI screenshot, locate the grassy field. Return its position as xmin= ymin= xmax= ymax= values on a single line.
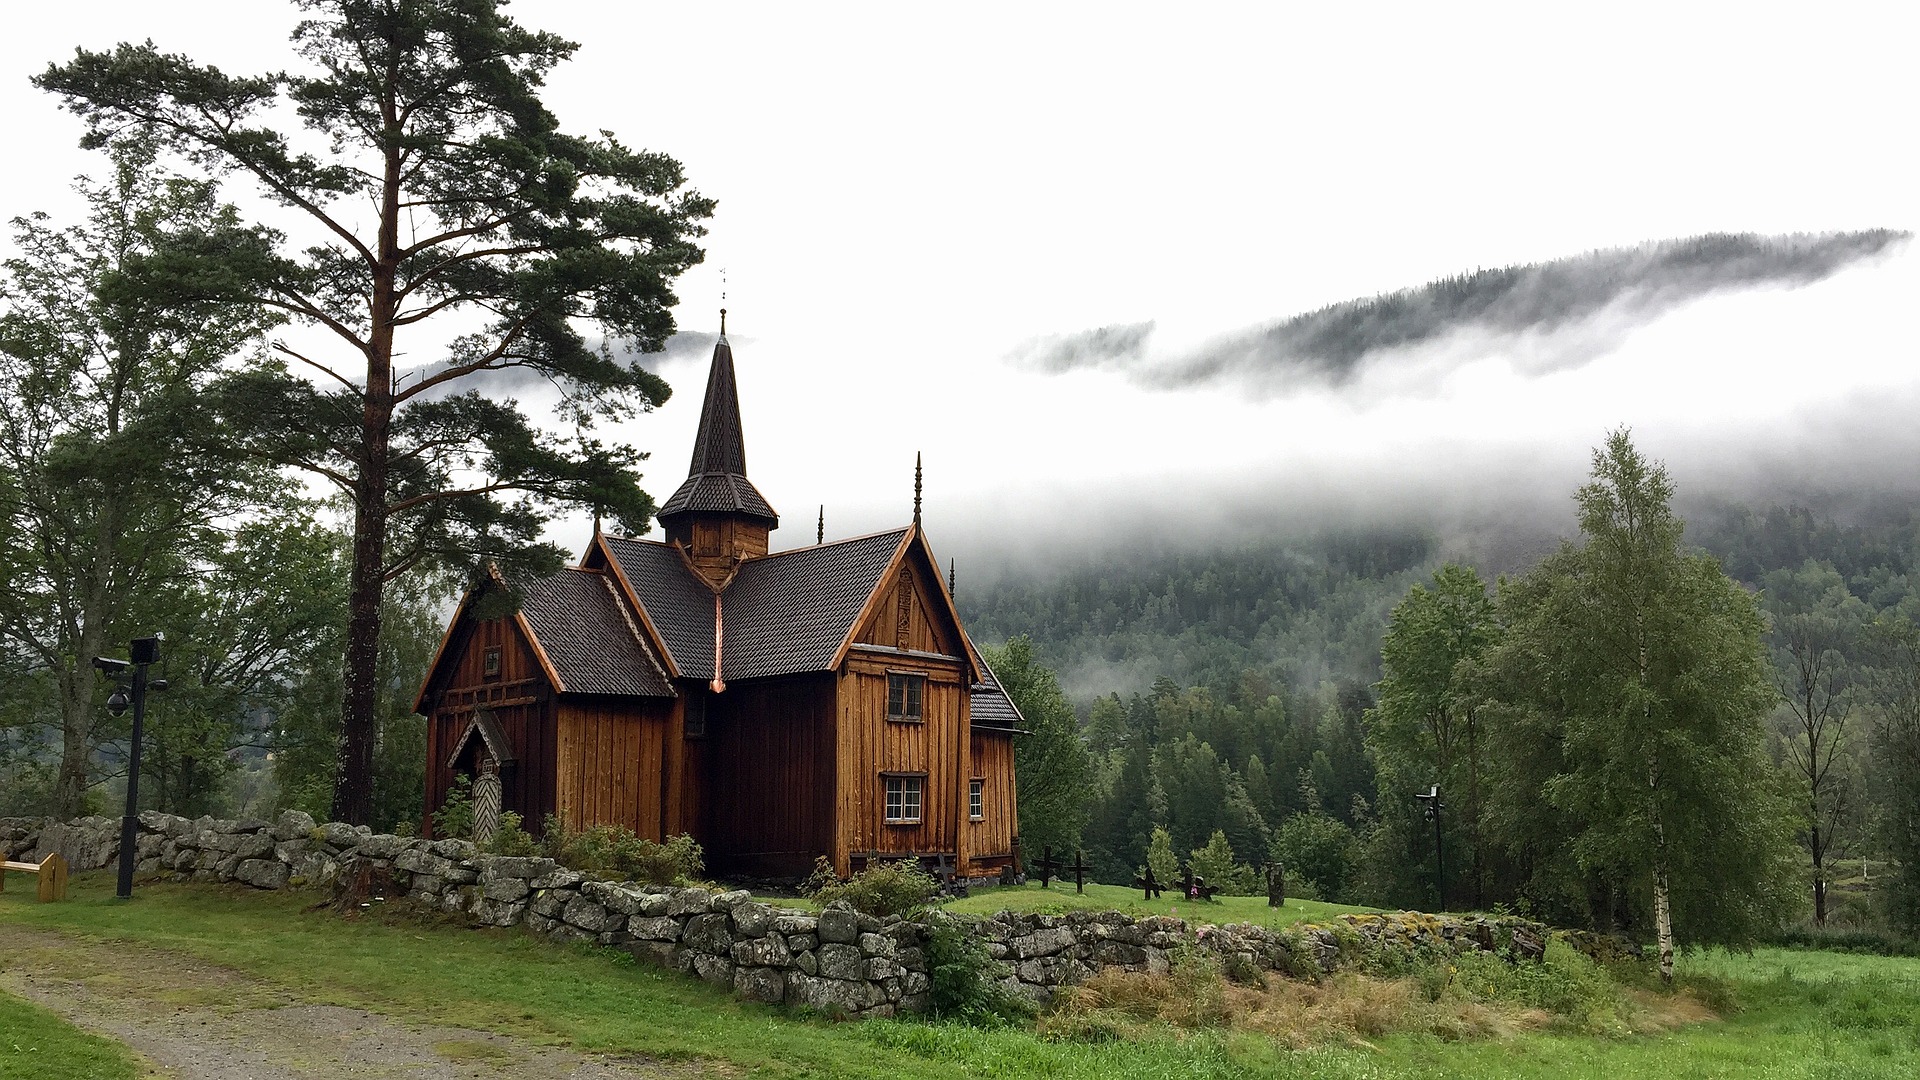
xmin=0 ymin=989 xmax=144 ymax=1080
xmin=3 ymin=873 xmax=1918 ymax=1078
xmin=940 ymin=880 xmax=1376 ymax=927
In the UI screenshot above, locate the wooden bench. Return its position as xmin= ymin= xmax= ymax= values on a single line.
xmin=0 ymin=852 xmax=69 ymax=902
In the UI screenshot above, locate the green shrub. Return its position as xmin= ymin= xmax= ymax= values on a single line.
xmin=1437 ymin=940 xmax=1630 ymax=1033
xmin=1146 ymin=827 xmax=1180 ymax=886
xmin=924 ymin=913 xmax=1033 ymax=1025
xmin=433 ymin=774 xmax=474 ymax=840
xmin=801 ymin=855 xmax=840 ymax=895
xmin=1188 ymin=829 xmax=1258 ymax=896
xmin=1269 ymin=811 xmax=1357 ymax=901
xmin=538 ymin=816 xmax=703 ymax=884
xmin=812 ymin=858 xmax=938 ymax=916
xmin=483 ymin=812 xmax=541 ymax=857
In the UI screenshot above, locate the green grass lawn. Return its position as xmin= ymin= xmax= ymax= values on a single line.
xmin=4 ymin=872 xmax=1918 ymax=1079
xmin=940 ymin=880 xmax=1377 ymax=927
xmin=0 ymin=989 xmax=144 ymax=1080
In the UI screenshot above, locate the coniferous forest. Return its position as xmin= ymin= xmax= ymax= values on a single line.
xmin=962 ymin=441 xmax=1920 ymax=951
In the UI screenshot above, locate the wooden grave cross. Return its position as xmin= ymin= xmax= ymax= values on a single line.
xmin=1177 ymin=865 xmax=1220 ymax=903
xmin=1133 ymin=865 xmax=1163 ymax=900
xmin=1035 ymin=846 xmax=1061 ymax=889
xmin=1068 ymin=849 xmax=1092 ymax=894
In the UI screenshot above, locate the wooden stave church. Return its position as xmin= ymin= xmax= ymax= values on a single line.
xmin=414 ymin=325 xmax=1025 ymax=878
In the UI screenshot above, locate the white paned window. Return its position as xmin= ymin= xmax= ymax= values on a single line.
xmin=969 ymin=778 xmax=984 ymax=820
xmin=884 ymin=774 xmax=924 ymax=824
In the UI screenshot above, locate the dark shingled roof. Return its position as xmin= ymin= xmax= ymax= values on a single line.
xmin=517 ymin=567 xmax=675 ymax=697
xmin=602 ymin=528 xmax=912 ymax=682
xmin=969 ymin=656 xmax=1028 ymax=732
xmin=723 ymin=528 xmax=911 ymax=680
xmin=601 ymin=536 xmax=715 ymax=677
xmin=658 ymin=335 xmax=778 ymax=524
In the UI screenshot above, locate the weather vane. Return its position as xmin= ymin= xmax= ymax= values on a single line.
xmin=719 ymin=267 xmax=727 ymax=335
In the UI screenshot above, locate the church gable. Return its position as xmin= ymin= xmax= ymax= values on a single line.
xmin=848 ymin=531 xmax=968 ymax=665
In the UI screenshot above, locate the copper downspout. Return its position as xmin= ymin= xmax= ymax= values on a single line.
xmin=710 ymin=592 xmax=726 ymax=694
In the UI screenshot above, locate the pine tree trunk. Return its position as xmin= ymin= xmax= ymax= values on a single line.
xmin=329 ymin=92 xmax=403 ymax=827
xmin=331 ymin=488 xmax=386 ymax=826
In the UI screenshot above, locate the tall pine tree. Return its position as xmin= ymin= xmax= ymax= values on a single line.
xmin=39 ymin=1 xmax=713 ymax=822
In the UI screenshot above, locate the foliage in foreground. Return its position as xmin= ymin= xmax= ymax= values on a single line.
xmin=810 ymin=857 xmax=940 ymax=917
xmin=538 ymin=817 xmax=704 ymax=885
xmin=921 ymin=912 xmax=1035 ymax=1025
xmin=9 ymin=876 xmax=1920 ymax=1079
xmin=1043 ymin=940 xmax=1704 ymax=1047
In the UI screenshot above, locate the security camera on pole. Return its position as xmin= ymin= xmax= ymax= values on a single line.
xmin=95 ymin=635 xmax=168 ymax=900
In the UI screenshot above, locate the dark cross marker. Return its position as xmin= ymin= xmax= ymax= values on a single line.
xmin=1068 ymin=849 xmax=1092 ymax=894
xmin=1036 ymin=846 xmax=1061 ymax=889
xmin=1133 ymin=865 xmax=1163 ymax=900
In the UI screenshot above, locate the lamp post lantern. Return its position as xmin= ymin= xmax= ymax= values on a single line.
xmin=96 ymin=634 xmax=168 ymax=900
xmin=1414 ymin=784 xmax=1445 ymax=912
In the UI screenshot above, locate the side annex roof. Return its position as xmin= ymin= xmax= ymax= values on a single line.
xmin=518 ymin=567 xmax=675 ymax=697
xmin=413 ymin=564 xmax=675 ymax=710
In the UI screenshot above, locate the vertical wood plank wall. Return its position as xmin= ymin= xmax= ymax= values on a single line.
xmin=835 ymin=656 xmax=966 ymax=872
xmin=703 ymin=674 xmax=836 ymax=876
xmin=423 ymin=615 xmax=557 ymax=836
xmin=967 ymin=730 xmax=1018 ymax=862
xmin=554 ymin=697 xmax=675 ymax=839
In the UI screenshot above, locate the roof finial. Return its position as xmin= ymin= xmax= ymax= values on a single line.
xmin=719 ymin=267 xmax=727 ymax=336
xmin=719 ymin=307 xmax=726 ymax=337
xmin=817 ymin=504 xmax=825 ymax=545
xmin=912 ymin=452 xmax=923 ymax=526
xmin=948 ymin=557 xmax=956 ymax=597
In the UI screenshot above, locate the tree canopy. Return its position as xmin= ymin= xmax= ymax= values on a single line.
xmin=38 ymin=0 xmax=714 ymax=822
xmin=1488 ymin=430 xmax=1796 ymax=979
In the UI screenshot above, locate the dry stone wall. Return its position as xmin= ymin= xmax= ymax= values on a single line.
xmin=2 ymin=813 xmax=1549 ymax=1015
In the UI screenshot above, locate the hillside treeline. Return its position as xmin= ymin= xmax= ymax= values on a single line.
xmin=966 ymin=469 xmax=1920 ymax=946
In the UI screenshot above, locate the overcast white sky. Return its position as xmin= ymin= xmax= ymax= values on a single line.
xmin=5 ymin=2 xmax=1917 ymax=573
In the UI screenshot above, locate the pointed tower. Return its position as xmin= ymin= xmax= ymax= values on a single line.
xmin=657 ymin=316 xmax=778 ymax=586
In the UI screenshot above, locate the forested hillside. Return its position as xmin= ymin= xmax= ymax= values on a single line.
xmin=959 ymin=486 xmax=1920 ymax=943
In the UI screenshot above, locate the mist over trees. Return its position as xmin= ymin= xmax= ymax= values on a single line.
xmin=963 ymin=437 xmax=1920 ymax=948
xmin=1015 ymin=230 xmax=1909 ymax=391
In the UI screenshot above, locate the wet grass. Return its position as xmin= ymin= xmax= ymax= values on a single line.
xmin=4 ymin=872 xmax=1918 ymax=1078
xmin=939 ymin=880 xmax=1377 ymax=927
xmin=0 ymin=989 xmax=145 ymax=1080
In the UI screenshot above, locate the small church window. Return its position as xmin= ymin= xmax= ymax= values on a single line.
xmin=884 ymin=774 xmax=924 ymax=824
xmin=969 ymin=778 xmax=984 ymax=820
xmin=887 ymin=673 xmax=924 ymax=721
xmin=685 ymin=694 xmax=707 ymax=739
xmin=483 ymin=647 xmax=501 ymax=679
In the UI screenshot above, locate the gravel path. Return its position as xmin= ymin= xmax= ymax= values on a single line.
xmin=0 ymin=925 xmax=674 ymax=1080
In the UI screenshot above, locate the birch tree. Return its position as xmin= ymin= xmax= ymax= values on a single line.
xmin=1492 ymin=430 xmax=1795 ymax=983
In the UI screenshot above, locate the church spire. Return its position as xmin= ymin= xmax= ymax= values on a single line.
xmin=657 ymin=318 xmax=778 ymax=584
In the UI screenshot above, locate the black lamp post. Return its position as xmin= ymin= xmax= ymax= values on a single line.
xmin=1414 ymin=784 xmax=1445 ymax=912
xmin=96 ymin=634 xmax=167 ymax=900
